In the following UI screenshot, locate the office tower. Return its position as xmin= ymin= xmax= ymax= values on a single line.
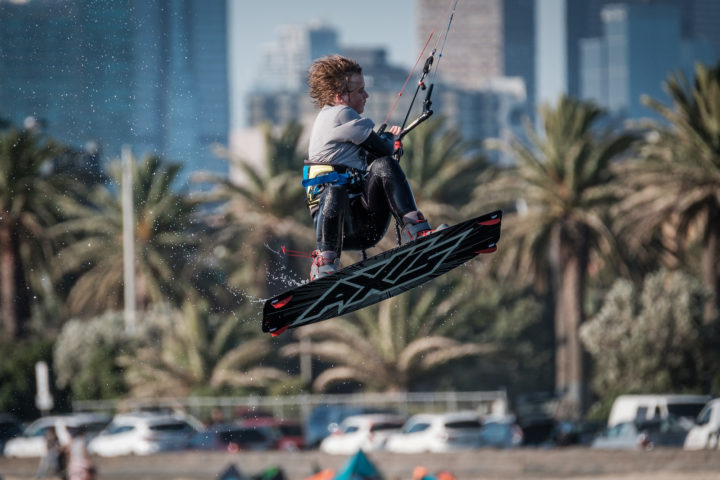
xmin=579 ymin=2 xmax=715 ymax=120
xmin=417 ymin=0 xmax=535 ymax=107
xmin=245 ymin=24 xmax=408 ymax=129
xmin=0 ymin=0 xmax=229 ymax=184
xmin=252 ymin=22 xmax=340 ymax=94
xmin=537 ymin=0 xmax=719 ymax=115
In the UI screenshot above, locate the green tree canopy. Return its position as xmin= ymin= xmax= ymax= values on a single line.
xmin=474 ymin=96 xmax=638 ymax=418
xmin=281 ymin=274 xmax=496 ymax=392
xmin=580 ymin=269 xmax=717 ymax=403
xmin=0 ymin=127 xmax=63 ymax=338
xmin=618 ymin=62 xmax=720 ymax=323
xmin=199 ymin=123 xmax=313 ymax=296
xmin=51 ymin=154 xmax=201 ymax=316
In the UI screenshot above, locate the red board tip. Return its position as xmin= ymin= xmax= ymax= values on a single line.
xmin=270 ymin=325 xmax=289 ymax=337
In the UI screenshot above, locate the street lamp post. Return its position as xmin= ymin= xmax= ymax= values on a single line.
xmin=122 ymin=146 xmax=136 ymax=334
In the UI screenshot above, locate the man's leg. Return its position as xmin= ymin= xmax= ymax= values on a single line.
xmin=310 ymin=185 xmax=347 ymax=279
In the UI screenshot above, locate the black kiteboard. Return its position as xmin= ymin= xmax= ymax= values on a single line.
xmin=262 ymin=209 xmax=502 ymax=336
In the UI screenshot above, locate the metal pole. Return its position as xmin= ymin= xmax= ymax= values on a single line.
xmin=122 ymin=146 xmax=136 ymax=334
xmin=300 ymin=337 xmax=312 ymax=383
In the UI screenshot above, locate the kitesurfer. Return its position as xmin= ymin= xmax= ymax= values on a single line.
xmin=304 ymin=55 xmax=446 ymax=280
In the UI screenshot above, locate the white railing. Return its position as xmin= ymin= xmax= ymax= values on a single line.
xmin=73 ymin=390 xmax=508 ymax=423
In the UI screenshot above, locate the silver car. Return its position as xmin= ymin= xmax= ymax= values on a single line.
xmin=87 ymin=411 xmax=202 ymax=456
xmin=3 ymin=413 xmax=110 ymax=458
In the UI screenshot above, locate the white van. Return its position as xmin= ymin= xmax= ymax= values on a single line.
xmin=607 ymin=394 xmax=710 ymax=428
xmin=684 ymin=398 xmax=720 ymax=450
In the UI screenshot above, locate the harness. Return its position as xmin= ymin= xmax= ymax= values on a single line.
xmin=302 ymin=164 xmax=364 ymax=212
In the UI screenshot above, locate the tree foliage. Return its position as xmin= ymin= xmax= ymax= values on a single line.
xmin=618 ymin=62 xmax=720 ymax=323
xmin=281 ymin=273 xmax=497 ymax=392
xmin=51 ymin=154 xmax=201 ymax=316
xmin=474 ymin=96 xmax=638 ymax=417
xmin=0 ymin=127 xmax=63 ymax=338
xmin=580 ymin=269 xmax=718 ymax=402
xmin=199 ymin=123 xmax=313 ymax=296
xmin=54 ymin=304 xmax=288 ymax=400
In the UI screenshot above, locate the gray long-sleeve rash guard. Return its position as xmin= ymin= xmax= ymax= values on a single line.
xmin=307 ymin=105 xmax=376 ymax=171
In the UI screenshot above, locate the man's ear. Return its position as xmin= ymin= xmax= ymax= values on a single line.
xmin=334 ymin=92 xmax=346 ymax=106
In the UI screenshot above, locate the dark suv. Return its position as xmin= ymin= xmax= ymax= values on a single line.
xmin=0 ymin=414 xmax=23 ymax=454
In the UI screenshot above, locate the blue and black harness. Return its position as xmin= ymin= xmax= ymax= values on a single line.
xmin=302 ymin=164 xmax=364 ymax=213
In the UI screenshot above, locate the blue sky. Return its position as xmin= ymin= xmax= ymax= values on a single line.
xmin=229 ymin=0 xmax=417 ymax=127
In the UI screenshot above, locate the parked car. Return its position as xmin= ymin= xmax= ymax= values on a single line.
xmin=385 ymin=411 xmax=484 ymax=453
xmin=4 ymin=413 xmax=110 ymax=458
xmin=477 ymin=417 xmax=524 ymax=448
xmin=305 ymin=405 xmax=397 ymax=448
xmin=0 ymin=414 xmax=23 ymax=455
xmin=241 ymin=417 xmax=305 ymax=451
xmin=87 ymin=411 xmax=201 ymax=456
xmin=684 ymin=398 xmax=720 ymax=450
xmin=592 ymin=417 xmax=689 ymax=450
xmin=319 ymin=414 xmax=406 ymax=455
xmin=551 ymin=420 xmax=603 ymax=447
xmin=189 ymin=423 xmax=276 ymax=452
xmin=607 ymin=394 xmax=710 ymax=428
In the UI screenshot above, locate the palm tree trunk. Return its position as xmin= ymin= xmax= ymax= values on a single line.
xmin=702 ymin=216 xmax=719 ymax=324
xmin=0 ymin=218 xmax=29 ymax=339
xmin=551 ymin=226 xmax=588 ymax=419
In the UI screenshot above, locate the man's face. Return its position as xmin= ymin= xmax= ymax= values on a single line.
xmin=340 ymin=73 xmax=368 ymax=114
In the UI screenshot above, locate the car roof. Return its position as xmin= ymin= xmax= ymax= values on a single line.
xmin=407 ymin=411 xmax=481 ymax=423
xmin=203 ymin=423 xmax=258 ymax=432
xmin=110 ymin=412 xmax=188 ymax=423
xmin=241 ymin=417 xmax=300 ymax=426
xmin=341 ymin=414 xmax=405 ymax=424
xmin=27 ymin=413 xmax=109 ymax=426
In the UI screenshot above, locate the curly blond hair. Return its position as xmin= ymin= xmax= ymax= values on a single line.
xmin=307 ymin=55 xmax=363 ymax=108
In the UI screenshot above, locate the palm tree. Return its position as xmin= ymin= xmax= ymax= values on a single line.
xmin=618 ymin=62 xmax=720 ymax=324
xmin=118 ymin=302 xmax=287 ymax=397
xmin=199 ymin=123 xmax=313 ymax=297
xmin=51 ymin=154 xmax=201 ymax=316
xmin=0 ymin=127 xmax=61 ymax=338
xmin=401 ymin=117 xmax=488 ymax=223
xmin=473 ymin=96 xmax=637 ymax=418
xmin=280 ymin=274 xmax=496 ymax=392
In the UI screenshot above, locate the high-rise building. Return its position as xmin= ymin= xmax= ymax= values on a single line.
xmin=417 ymin=0 xmax=535 ymax=107
xmin=579 ymin=2 xmax=715 ymax=120
xmin=536 ymin=0 xmax=720 ymax=115
xmin=414 ymin=0 xmax=529 ymax=153
xmin=244 ymin=26 xmax=410 ymax=129
xmin=0 ymin=0 xmax=229 ymax=185
xmin=252 ymin=22 xmax=339 ymax=94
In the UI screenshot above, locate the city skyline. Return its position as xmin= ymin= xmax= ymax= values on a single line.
xmin=2 ymin=0 xmax=719 ymax=182
xmin=230 ymin=0 xmax=417 ymax=130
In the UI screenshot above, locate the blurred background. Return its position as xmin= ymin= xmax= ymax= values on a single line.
xmin=1 ymin=0 xmax=720 ymax=473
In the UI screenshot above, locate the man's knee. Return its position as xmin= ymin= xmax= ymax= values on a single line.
xmin=368 ymin=156 xmax=403 ymax=178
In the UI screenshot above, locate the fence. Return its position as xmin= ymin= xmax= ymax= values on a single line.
xmin=73 ymin=390 xmax=509 ymax=424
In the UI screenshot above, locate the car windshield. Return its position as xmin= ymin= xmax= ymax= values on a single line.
xmin=370 ymin=422 xmax=403 ymax=432
xmin=105 ymin=424 xmax=134 ymax=435
xmin=445 ymin=420 xmax=482 ymax=429
xmin=404 ymin=422 xmax=430 ymax=434
xmin=150 ymin=422 xmax=191 ymax=432
xmin=24 ymin=424 xmax=51 ymax=437
xmin=221 ymin=429 xmax=266 ymax=444
xmin=278 ymin=424 xmax=302 ymax=436
xmin=82 ymin=421 xmax=109 ymax=434
xmin=667 ymin=403 xmax=706 ymax=418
